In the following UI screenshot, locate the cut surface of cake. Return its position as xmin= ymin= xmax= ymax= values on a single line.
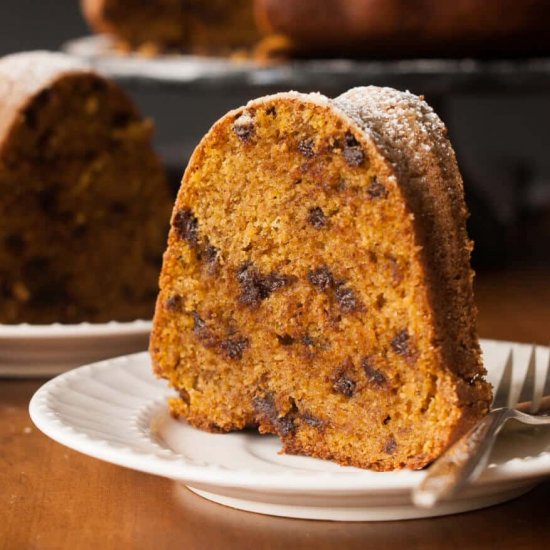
xmin=0 ymin=51 xmax=172 ymax=323
xmin=150 ymin=86 xmax=492 ymax=471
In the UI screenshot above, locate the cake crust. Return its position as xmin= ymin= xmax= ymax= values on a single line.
xmin=150 ymin=87 xmax=492 ymax=470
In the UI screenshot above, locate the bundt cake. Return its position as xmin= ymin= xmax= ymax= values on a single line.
xmin=150 ymin=86 xmax=492 ymax=471
xmin=0 ymin=51 xmax=172 ymax=324
xmin=82 ymin=0 xmax=550 ymax=59
xmin=81 ymin=0 xmax=260 ymax=55
xmin=255 ymin=0 xmax=550 ymax=58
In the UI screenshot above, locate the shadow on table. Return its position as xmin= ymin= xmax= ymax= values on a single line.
xmin=172 ymin=481 xmax=550 ymax=550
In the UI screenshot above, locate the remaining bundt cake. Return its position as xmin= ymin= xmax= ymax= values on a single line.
xmin=0 ymin=51 xmax=172 ymax=324
xmin=81 ymin=0 xmax=260 ymax=55
xmin=82 ymin=0 xmax=550 ymax=59
xmin=150 ymin=86 xmax=492 ymax=471
xmin=255 ymin=0 xmax=550 ymax=58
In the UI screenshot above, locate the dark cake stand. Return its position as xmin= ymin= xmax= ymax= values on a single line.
xmin=65 ymin=35 xmax=550 ymax=94
xmin=64 ymin=35 xmax=550 ymax=268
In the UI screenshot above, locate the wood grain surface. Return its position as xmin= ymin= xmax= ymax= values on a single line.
xmin=1 ymin=267 xmax=549 ymax=550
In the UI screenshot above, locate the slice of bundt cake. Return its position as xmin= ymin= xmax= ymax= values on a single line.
xmin=150 ymin=86 xmax=492 ymax=471
xmin=0 ymin=51 xmax=172 ymax=323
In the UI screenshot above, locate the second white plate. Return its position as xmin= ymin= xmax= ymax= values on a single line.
xmin=0 ymin=320 xmax=151 ymax=377
xmin=29 ymin=340 xmax=550 ymax=521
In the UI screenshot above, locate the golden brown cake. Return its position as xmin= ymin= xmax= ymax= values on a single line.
xmin=150 ymin=86 xmax=492 ymax=471
xmin=81 ymin=0 xmax=260 ymax=55
xmin=0 ymin=51 xmax=172 ymax=324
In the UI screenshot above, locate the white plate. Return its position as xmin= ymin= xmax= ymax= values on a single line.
xmin=29 ymin=340 xmax=550 ymax=521
xmin=0 ymin=320 xmax=151 ymax=377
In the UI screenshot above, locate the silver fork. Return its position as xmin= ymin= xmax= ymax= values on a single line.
xmin=413 ymin=344 xmax=550 ymax=508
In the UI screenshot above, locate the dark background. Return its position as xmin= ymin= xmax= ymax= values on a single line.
xmin=1 ymin=0 xmax=549 ymax=269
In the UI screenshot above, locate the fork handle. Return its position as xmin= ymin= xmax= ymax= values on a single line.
xmin=412 ymin=408 xmax=512 ymax=508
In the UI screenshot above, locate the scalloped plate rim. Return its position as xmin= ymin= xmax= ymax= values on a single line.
xmin=28 ymin=340 xmax=550 ymax=494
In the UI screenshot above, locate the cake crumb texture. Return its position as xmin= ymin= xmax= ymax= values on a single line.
xmin=150 ymin=87 xmax=492 ymax=470
xmin=0 ymin=51 xmax=172 ymax=323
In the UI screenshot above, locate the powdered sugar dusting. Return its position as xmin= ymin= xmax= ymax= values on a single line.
xmin=0 ymin=51 xmax=96 ymax=141
xmin=0 ymin=51 xmax=92 ymax=97
xmin=333 ymin=86 xmax=450 ymax=167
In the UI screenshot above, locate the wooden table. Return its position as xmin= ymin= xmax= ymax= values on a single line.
xmin=2 ymin=268 xmax=549 ymax=550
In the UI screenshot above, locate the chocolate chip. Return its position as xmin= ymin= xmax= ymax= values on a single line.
xmin=367 ymin=177 xmax=388 ymax=199
xmin=309 ymin=268 xmax=360 ymax=313
xmin=237 ymin=263 xmax=265 ymax=308
xmin=203 ymin=241 xmax=219 ymax=274
xmin=335 ymin=283 xmax=359 ymax=313
xmin=110 ymin=201 xmax=128 ymax=215
xmin=72 ymin=225 xmax=88 ymax=239
xmin=302 ymin=413 xmax=325 ymax=429
xmin=111 ymin=110 xmax=134 ymax=128
xmin=191 ymin=312 xmax=220 ymax=349
xmin=173 ymin=208 xmax=198 ymax=246
xmin=308 ymin=266 xmax=334 ymax=291
xmin=343 ymin=132 xmax=365 ymax=167
xmin=192 ymin=311 xmax=249 ymax=358
xmin=384 ymin=436 xmax=398 ymax=455
xmin=332 ymin=360 xmax=357 ymax=397
xmin=298 ymin=138 xmax=316 ymax=158
xmin=252 ymin=395 xmax=295 ymax=436
xmin=25 ymin=88 xmax=52 ymax=129
xmin=191 ymin=311 xmax=205 ymax=331
xmin=308 ymin=206 xmax=327 ymax=229
xmin=391 ymin=329 xmax=411 ymax=356
xmin=237 ymin=262 xmax=295 ymax=308
xmin=37 ymin=187 xmax=58 ymax=214
xmin=301 ymin=334 xmax=315 ymax=347
xmin=277 ymin=416 xmax=296 ymax=436
xmin=263 ymin=273 xmax=295 ymax=293
xmin=23 ymin=257 xmax=50 ymax=278
xmin=252 ymin=394 xmax=277 ymax=421
xmin=236 ymin=262 xmax=254 ymax=283
xmin=220 ymin=336 xmax=249 ymax=360
xmin=375 ymin=293 xmax=386 ymax=310
xmin=362 ymin=357 xmax=387 ymax=387
xmin=29 ymin=281 xmax=69 ymax=308
xmin=383 ymin=415 xmax=391 ymax=425
xmin=88 ymin=78 xmax=108 ymax=94
xmin=265 ymin=106 xmax=277 ymax=117
xmin=233 ymin=113 xmax=255 ymax=142
xmin=277 ymin=334 xmax=295 ymax=346
xmin=204 ymin=243 xmax=218 ymax=264
xmin=165 ymin=294 xmax=183 ymax=311
xmin=0 ymin=279 xmax=10 ymax=299
xmin=333 ymin=375 xmax=356 ymax=397
xmin=5 ymin=234 xmax=25 ymax=254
